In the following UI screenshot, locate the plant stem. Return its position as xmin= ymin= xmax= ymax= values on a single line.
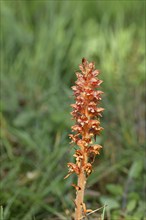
xmin=75 ymin=168 xmax=86 ymax=220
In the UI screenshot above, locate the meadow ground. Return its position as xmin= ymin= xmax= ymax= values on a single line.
xmin=0 ymin=1 xmax=145 ymax=219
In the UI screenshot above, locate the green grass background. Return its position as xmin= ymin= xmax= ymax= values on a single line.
xmin=0 ymin=1 xmax=145 ymax=219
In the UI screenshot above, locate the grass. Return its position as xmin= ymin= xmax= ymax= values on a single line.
xmin=0 ymin=1 xmax=145 ymax=219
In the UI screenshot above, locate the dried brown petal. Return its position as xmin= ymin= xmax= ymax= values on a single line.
xmin=88 ymin=145 xmax=102 ymax=155
xmin=84 ymin=163 xmax=92 ymax=176
xmin=67 ymin=163 xmax=80 ymax=175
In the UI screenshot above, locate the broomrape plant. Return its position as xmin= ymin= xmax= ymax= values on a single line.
xmin=65 ymin=58 xmax=104 ymax=220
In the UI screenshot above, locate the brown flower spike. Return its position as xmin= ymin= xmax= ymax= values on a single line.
xmin=65 ymin=58 xmax=104 ymax=220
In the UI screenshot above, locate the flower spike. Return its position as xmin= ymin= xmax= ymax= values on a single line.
xmin=65 ymin=58 xmax=104 ymax=220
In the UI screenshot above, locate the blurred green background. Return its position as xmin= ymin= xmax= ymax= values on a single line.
xmin=0 ymin=1 xmax=145 ymax=220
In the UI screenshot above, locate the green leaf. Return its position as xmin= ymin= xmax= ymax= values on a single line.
xmin=128 ymin=192 xmax=140 ymax=201
xmin=129 ymin=160 xmax=143 ymax=179
xmin=127 ymin=199 xmax=137 ymax=213
xmin=101 ymin=204 xmax=106 ymax=220
xmin=106 ymin=184 xmax=123 ymax=196
xmin=100 ymin=196 xmax=120 ymax=210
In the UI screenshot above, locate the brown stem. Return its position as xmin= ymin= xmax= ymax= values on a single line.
xmin=75 ymin=150 xmax=87 ymax=220
xmin=75 ymin=168 xmax=86 ymax=220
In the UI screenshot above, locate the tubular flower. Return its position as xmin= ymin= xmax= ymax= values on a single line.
xmin=65 ymin=58 xmax=104 ymax=219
